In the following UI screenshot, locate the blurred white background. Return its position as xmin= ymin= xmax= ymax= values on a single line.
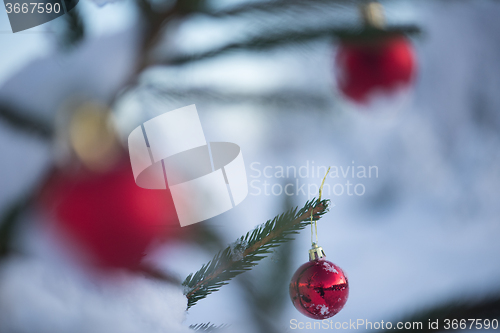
xmin=1 ymin=1 xmax=500 ymax=332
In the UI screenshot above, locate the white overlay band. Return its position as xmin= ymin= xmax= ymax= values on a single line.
xmin=128 ymin=105 xmax=248 ymax=227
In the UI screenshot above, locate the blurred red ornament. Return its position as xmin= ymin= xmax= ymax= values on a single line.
xmin=335 ymin=35 xmax=416 ymax=104
xmin=290 ymin=256 xmax=349 ymax=320
xmin=39 ymin=159 xmax=181 ymax=270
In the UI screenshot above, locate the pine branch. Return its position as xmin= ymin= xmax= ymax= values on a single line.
xmin=183 ymin=198 xmax=329 ymax=309
xmin=165 ymin=25 xmax=420 ymax=66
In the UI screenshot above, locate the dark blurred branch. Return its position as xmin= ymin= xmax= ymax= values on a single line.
xmin=59 ymin=7 xmax=85 ymax=48
xmin=164 ymin=25 xmax=420 ymax=66
xmin=0 ymin=165 xmax=56 ymax=259
xmin=381 ymin=294 xmax=500 ymax=333
xmin=192 ymin=0 xmax=355 ymax=18
xmin=0 ymin=102 xmax=53 ymax=140
xmin=147 ymin=86 xmax=332 ymax=109
xmin=139 ymin=264 xmax=182 ymax=285
xmin=0 ymin=194 xmax=34 ymax=258
xmin=113 ymin=0 xmax=210 ymax=98
xmin=181 ymin=222 xmax=227 ymax=252
xmin=109 ymin=0 xmax=178 ymax=100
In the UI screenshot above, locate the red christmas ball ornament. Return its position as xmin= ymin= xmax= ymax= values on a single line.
xmin=334 ymin=34 xmax=416 ymax=104
xmin=290 ymin=244 xmax=349 ymax=320
xmin=39 ymin=159 xmax=182 ymax=271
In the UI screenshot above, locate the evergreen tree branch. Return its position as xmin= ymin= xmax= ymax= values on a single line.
xmin=183 ymin=198 xmax=330 ymax=309
xmin=165 ymin=25 xmax=420 ymax=66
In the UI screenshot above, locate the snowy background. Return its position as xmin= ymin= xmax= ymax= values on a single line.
xmin=1 ymin=0 xmax=500 ymax=332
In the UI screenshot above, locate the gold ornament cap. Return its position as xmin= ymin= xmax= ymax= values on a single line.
xmin=309 ymin=243 xmax=326 ymax=261
xmin=360 ymin=2 xmax=386 ymax=29
xmin=68 ymin=102 xmax=121 ymax=172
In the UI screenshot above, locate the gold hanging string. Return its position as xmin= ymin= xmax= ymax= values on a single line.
xmin=311 ymin=167 xmax=331 ymax=246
